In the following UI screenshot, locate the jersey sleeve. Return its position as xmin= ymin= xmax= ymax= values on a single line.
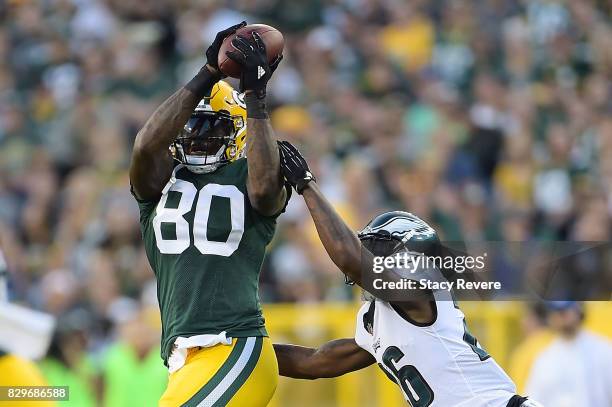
xmin=129 ymin=162 xmax=182 ymax=223
xmin=354 ymin=301 xmax=375 ymax=354
xmin=130 ymin=184 xmax=159 ymax=223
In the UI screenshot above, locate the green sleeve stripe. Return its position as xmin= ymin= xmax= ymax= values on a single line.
xmin=181 ymin=337 xmax=248 ymax=407
xmin=213 ymin=336 xmax=263 ymax=406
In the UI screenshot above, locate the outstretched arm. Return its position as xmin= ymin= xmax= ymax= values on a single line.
xmin=129 ymin=69 xmax=214 ymax=201
xmin=129 ymin=22 xmax=246 ymax=201
xmin=226 ymin=33 xmax=285 ymax=216
xmin=277 ymin=141 xmax=429 ymax=290
xmin=274 ymin=339 xmax=375 ymax=380
xmin=301 ymin=182 xmax=368 ymax=285
xmin=301 ymin=182 xmax=437 ymax=305
xmin=277 ymin=141 xmax=370 ymax=285
xmin=244 ymin=111 xmax=286 ymax=216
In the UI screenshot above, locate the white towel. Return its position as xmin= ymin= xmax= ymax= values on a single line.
xmin=167 ymin=331 xmax=233 ymax=373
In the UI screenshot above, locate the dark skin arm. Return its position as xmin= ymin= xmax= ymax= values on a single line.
xmin=302 ymin=182 xmax=366 ymax=285
xmin=277 ymin=140 xmax=435 ymax=321
xmin=128 ymin=74 xmax=286 ymax=207
xmin=225 ymin=33 xmax=286 ymax=216
xmin=245 ymin=115 xmax=286 ymax=216
xmin=301 ymin=182 xmax=435 ymax=323
xmin=129 ymin=22 xmax=245 ymax=201
xmin=274 ymin=339 xmax=375 ymax=380
xmin=129 ymin=65 xmax=218 ymax=201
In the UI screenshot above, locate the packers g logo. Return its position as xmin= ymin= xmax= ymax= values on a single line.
xmin=226 ymin=90 xmax=246 ymax=109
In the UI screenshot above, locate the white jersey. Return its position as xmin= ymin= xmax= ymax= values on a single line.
xmin=355 ymin=296 xmax=517 ymax=407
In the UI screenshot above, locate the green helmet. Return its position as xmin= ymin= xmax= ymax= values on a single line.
xmin=357 ymin=211 xmax=439 ymax=257
xmin=349 ymin=211 xmax=440 ymax=286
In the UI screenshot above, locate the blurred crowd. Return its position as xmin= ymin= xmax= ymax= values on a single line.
xmin=0 ymin=0 xmax=611 ymax=404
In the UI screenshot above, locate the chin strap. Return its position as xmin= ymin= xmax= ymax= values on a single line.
xmin=161 ymin=164 xmax=185 ymax=195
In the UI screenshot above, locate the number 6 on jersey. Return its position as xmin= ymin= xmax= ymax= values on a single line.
xmin=152 ymin=181 xmax=244 ymax=256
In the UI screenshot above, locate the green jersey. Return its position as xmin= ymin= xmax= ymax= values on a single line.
xmin=133 ymin=158 xmax=286 ymax=362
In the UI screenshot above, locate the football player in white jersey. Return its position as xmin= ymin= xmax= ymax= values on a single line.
xmin=273 ymin=141 xmax=542 ymax=407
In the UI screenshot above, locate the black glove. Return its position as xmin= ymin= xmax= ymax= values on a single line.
xmin=205 ymin=21 xmax=247 ymax=76
xmin=277 ymin=140 xmax=316 ymax=194
xmin=226 ymin=32 xmax=283 ymax=95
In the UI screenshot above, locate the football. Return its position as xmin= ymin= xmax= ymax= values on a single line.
xmin=218 ymin=24 xmax=284 ymax=78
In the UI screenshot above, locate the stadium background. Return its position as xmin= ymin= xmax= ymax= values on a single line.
xmin=0 ymin=0 xmax=611 ymax=406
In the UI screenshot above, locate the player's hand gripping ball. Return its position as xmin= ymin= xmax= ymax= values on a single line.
xmin=205 ymin=21 xmax=247 ymax=76
xmin=218 ymin=24 xmax=284 ymax=81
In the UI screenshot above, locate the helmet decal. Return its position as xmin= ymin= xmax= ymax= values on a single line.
xmin=229 ymin=90 xmax=246 ymax=109
xmin=359 ymin=211 xmax=437 ymax=241
xmin=365 ymin=216 xmax=435 ymax=242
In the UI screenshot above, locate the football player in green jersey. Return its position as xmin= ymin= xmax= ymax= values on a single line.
xmin=129 ymin=22 xmax=287 ymax=406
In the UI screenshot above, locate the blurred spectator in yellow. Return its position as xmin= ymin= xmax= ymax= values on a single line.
xmin=379 ymin=2 xmax=434 ymax=73
xmin=271 ymin=105 xmax=313 ymax=143
xmin=493 ymin=133 xmax=534 ymax=211
xmin=508 ymin=303 xmax=553 ymax=394
xmin=0 ymin=350 xmax=54 ymax=406
xmin=525 ymin=302 xmax=612 ymax=407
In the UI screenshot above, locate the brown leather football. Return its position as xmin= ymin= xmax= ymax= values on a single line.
xmin=218 ymin=24 xmax=284 ymax=79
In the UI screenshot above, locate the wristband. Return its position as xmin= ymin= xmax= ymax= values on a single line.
xmin=245 ymin=91 xmax=268 ymax=119
xmin=296 ymin=171 xmax=316 ymax=194
xmin=184 ymin=66 xmax=219 ymax=99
